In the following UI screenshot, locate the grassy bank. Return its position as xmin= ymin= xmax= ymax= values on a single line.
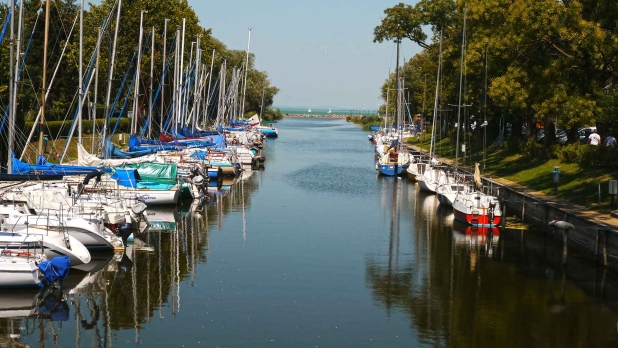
xmin=405 ymin=135 xmax=617 ymax=212
xmin=20 ymin=134 xmax=128 ymax=165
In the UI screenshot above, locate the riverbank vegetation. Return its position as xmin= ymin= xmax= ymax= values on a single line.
xmin=0 ymin=0 xmax=279 ymax=165
xmin=372 ymin=1 xmax=618 ymax=209
xmin=346 ymin=115 xmax=383 ymax=131
xmin=374 ymin=1 xmax=618 ymax=163
xmin=407 ymin=134 xmax=616 ymax=211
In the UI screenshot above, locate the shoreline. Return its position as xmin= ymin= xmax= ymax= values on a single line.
xmin=284 ymin=114 xmax=357 ymax=119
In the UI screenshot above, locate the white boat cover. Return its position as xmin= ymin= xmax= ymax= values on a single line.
xmin=78 ymin=144 xmax=162 ymax=167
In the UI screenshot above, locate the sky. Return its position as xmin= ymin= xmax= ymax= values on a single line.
xmin=85 ymin=0 xmax=424 ymax=110
xmin=192 ymin=0 xmax=422 ymax=110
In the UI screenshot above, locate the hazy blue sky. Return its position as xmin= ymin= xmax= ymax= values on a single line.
xmin=85 ymin=0 xmax=423 ymax=110
xmin=193 ymin=0 xmax=422 ymax=110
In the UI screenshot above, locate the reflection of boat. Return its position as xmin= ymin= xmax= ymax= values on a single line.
xmin=0 ymin=287 xmax=69 ymax=320
xmin=452 ymin=221 xmax=500 ymax=245
xmin=0 ymin=289 xmax=42 ymax=317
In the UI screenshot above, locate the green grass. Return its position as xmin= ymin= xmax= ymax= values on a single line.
xmin=405 ymin=135 xmax=617 ymax=212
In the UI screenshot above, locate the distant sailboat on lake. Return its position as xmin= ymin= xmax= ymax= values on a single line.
xmin=308 ymin=108 xmax=312 ymax=113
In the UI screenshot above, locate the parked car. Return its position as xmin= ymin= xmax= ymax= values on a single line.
xmin=578 ymin=126 xmax=597 ymax=143
xmin=536 ymin=128 xmax=568 ymax=144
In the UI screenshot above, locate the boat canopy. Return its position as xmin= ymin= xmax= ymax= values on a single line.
xmin=121 ymin=163 xmax=177 ymax=185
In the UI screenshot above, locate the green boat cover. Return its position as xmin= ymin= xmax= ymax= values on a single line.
xmin=122 ymin=163 xmax=178 ymax=186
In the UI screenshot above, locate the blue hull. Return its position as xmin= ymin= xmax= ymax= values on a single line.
xmin=259 ymin=128 xmax=278 ymax=137
xmin=377 ymin=164 xmax=403 ymax=176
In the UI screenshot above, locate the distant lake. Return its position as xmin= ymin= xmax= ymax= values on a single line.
xmin=276 ymin=107 xmax=378 ymax=115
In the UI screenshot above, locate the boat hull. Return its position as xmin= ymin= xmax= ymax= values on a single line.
xmin=377 ymin=164 xmax=403 ymax=176
xmin=453 ymin=206 xmax=501 ymax=227
xmin=0 ymin=258 xmax=43 ymax=288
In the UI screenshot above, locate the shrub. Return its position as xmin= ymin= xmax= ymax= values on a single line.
xmin=25 ymin=118 xmax=130 ymax=139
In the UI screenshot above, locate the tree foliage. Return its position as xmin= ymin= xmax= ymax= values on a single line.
xmin=0 ymin=0 xmax=279 ymax=166
xmin=375 ymin=0 xmax=618 ymax=152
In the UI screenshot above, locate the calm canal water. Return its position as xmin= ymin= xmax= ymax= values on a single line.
xmin=7 ymin=117 xmax=618 ymax=347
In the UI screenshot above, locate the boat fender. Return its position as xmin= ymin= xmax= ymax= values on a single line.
xmin=548 ymin=220 xmax=575 ymax=230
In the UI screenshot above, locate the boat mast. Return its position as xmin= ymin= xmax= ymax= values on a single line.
xmin=78 ymin=0 xmax=84 ymax=145
xmin=39 ymin=0 xmax=52 ymax=157
xmin=92 ymin=27 xmax=101 ymax=152
xmin=193 ymin=35 xmax=201 ymax=130
xmin=429 ymin=31 xmax=443 ymax=160
xmin=204 ymin=49 xmax=215 ymax=127
xmin=395 ymin=35 xmax=400 ymax=137
xmin=103 ymin=0 xmax=122 ymax=145
xmin=454 ymin=6 xmax=467 ymax=172
xmin=178 ymin=18 xmax=186 ymax=130
xmin=240 ymin=29 xmax=251 ymax=119
xmin=132 ymin=10 xmax=147 ymax=135
xmin=7 ymin=0 xmax=15 ymax=173
xmin=259 ymin=84 xmax=265 ymax=119
xmin=160 ymin=19 xmax=169 ymax=135
xmin=483 ymin=41 xmax=488 ymax=172
xmin=148 ymin=26 xmax=154 ymax=139
xmin=173 ymin=26 xmax=180 ymax=137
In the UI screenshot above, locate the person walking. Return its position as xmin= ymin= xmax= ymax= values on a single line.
xmin=605 ymin=134 xmax=617 ymax=147
xmin=588 ymin=129 xmax=601 ymax=146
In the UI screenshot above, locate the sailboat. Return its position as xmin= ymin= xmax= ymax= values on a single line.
xmin=327 ymin=108 xmax=332 ymax=114
xmin=414 ymin=32 xmax=444 ymax=191
xmin=376 ymin=39 xmax=410 ymax=176
xmin=451 ymin=8 xmax=502 ymax=227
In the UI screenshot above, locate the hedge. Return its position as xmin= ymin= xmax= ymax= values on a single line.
xmin=25 ymin=118 xmax=131 ymax=139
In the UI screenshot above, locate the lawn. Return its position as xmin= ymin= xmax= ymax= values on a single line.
xmin=406 ymin=134 xmax=617 ymax=211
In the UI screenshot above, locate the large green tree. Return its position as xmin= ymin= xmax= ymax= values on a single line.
xmin=375 ymin=0 xmax=618 ymax=150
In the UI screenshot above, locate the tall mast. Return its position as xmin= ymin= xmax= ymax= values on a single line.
xmin=259 ymin=84 xmax=265 ymax=119
xmin=430 ymin=31 xmax=443 ymax=159
xmin=177 ymin=18 xmax=186 ymax=129
xmin=148 ymin=26 xmax=154 ymax=139
xmin=132 ymin=10 xmax=147 ymax=135
xmin=103 ymin=0 xmax=122 ymax=144
xmin=92 ymin=27 xmax=101 ymax=152
xmin=160 ymin=19 xmax=169 ymax=135
xmin=7 ymin=0 xmax=15 ymax=173
xmin=454 ymin=6 xmax=467 ymax=171
xmin=174 ymin=26 xmax=180 ymax=137
xmin=78 ymin=0 xmax=84 ymax=144
xmin=395 ymin=36 xmax=400 ymax=133
xmin=193 ymin=36 xmax=201 ymax=130
xmin=39 ymin=0 xmax=52 ymax=156
xmin=483 ymin=41 xmax=488 ymax=171
xmin=204 ymin=49 xmax=215 ymax=127
xmin=240 ymin=29 xmax=251 ymax=119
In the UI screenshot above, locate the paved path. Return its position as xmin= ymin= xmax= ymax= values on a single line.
xmin=405 ymin=143 xmax=618 ymax=231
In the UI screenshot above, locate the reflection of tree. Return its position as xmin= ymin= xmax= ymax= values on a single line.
xmin=365 ymin=181 xmax=618 ymax=347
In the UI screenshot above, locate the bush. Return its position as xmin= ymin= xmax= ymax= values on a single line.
xmin=25 ymin=118 xmax=130 ymax=139
xmin=556 ymin=143 xmax=618 ymax=168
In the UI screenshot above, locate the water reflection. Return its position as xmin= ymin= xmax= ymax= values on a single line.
xmin=366 ymin=176 xmax=618 ymax=347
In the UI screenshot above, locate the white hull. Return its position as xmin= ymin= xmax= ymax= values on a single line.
xmin=0 ymin=257 xmax=43 ymax=288
xmin=0 ymin=226 xmax=89 ymax=267
xmin=118 ymin=187 xmax=180 ymax=205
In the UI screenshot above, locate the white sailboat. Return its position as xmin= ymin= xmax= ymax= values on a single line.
xmin=308 ymin=108 xmax=312 ymax=113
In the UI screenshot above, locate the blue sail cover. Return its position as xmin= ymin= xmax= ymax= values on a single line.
xmin=104 ymin=139 xmax=155 ymax=158
xmin=110 ymin=169 xmax=141 ymax=188
xmin=130 ymin=133 xmax=221 ymax=150
xmin=12 ymin=154 xmax=101 ymax=175
xmin=38 ymin=256 xmax=70 ymax=283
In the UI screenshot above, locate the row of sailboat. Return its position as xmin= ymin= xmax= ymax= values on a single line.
xmin=371 ymin=8 xmax=501 ymax=228
xmin=0 ymin=0 xmax=279 ymax=287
